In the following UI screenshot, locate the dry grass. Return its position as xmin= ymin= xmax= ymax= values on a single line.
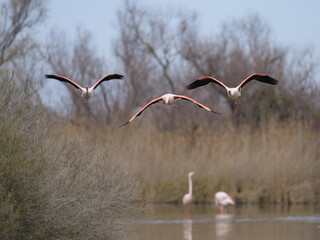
xmin=0 ymin=70 xmax=141 ymax=239
xmin=73 ymin=117 xmax=320 ymax=205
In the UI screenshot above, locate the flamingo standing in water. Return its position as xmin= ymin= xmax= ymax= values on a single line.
xmin=119 ymin=93 xmax=220 ymax=127
xmin=45 ymin=74 xmax=124 ymax=103
xmin=215 ymin=191 xmax=235 ymax=214
xmin=183 ymin=172 xmax=195 ymax=217
xmin=186 ymin=73 xmax=279 ymax=104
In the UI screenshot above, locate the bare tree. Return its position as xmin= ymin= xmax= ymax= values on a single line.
xmin=114 ymin=2 xmax=155 ymax=110
xmin=42 ymin=1 xmax=318 ymax=128
xmin=44 ymin=28 xmax=122 ymax=125
xmin=179 ymin=13 xmax=319 ymax=125
xmin=0 ymin=0 xmax=46 ymax=65
xmin=0 ymin=0 xmax=47 ymax=94
xmin=117 ymin=1 xmax=197 ymax=97
xmin=115 ymin=1 xmax=211 ymax=128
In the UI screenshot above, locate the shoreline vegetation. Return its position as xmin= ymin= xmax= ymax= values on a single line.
xmin=0 ymin=72 xmax=140 ymax=239
xmin=1 ymin=0 xmax=320 ymax=239
xmin=1 ymin=70 xmax=319 ymax=239
xmin=76 ymin=119 xmax=320 ymax=205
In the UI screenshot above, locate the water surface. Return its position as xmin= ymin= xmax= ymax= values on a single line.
xmin=133 ymin=204 xmax=320 ymax=240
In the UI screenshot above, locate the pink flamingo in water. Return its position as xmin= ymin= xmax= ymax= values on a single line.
xmin=215 ymin=191 xmax=235 ymax=214
xmin=182 ymin=172 xmax=195 ymax=218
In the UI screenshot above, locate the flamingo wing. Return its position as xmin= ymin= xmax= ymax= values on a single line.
xmin=92 ymin=74 xmax=124 ymax=89
xmin=119 ymin=97 xmax=163 ymax=127
xmin=45 ymin=74 xmax=83 ymax=91
xmin=186 ymin=76 xmax=227 ymax=90
xmin=174 ymin=95 xmax=221 ymax=114
xmin=239 ymin=73 xmax=279 ymax=89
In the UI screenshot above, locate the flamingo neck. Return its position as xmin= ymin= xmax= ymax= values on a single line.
xmin=188 ymin=175 xmax=193 ymax=195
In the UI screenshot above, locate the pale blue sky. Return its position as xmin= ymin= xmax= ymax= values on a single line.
xmin=38 ymin=0 xmax=319 ymax=108
xmin=43 ymin=0 xmax=320 ymax=57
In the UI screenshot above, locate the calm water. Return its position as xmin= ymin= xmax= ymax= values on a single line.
xmin=132 ymin=204 xmax=320 ymax=240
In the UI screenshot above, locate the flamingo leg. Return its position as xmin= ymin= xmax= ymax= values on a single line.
xmin=220 ymin=205 xmax=224 ymax=215
xmin=184 ymin=204 xmax=191 ymax=218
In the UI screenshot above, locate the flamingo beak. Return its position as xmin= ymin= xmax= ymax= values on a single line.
xmin=228 ymin=196 xmax=235 ymax=205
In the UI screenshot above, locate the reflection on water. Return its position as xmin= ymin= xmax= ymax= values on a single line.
xmin=133 ymin=204 xmax=320 ymax=240
xmin=183 ymin=219 xmax=192 ymax=240
xmin=215 ymin=214 xmax=233 ymax=238
xmin=182 ymin=216 xmax=234 ymax=240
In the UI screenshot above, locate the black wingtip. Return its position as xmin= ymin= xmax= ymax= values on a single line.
xmin=210 ymin=109 xmax=222 ymax=115
xmin=45 ymin=74 xmax=60 ymax=79
xmin=114 ymin=74 xmax=124 ymax=80
xmin=185 ymin=84 xmax=193 ymax=90
xmin=119 ymin=121 xmax=130 ymax=128
xmin=262 ymin=75 xmax=279 ymax=85
xmin=268 ymin=76 xmax=279 ymax=85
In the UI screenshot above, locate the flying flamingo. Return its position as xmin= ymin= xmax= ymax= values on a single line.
xmin=186 ymin=73 xmax=279 ymax=104
xmin=183 ymin=172 xmax=195 ymax=218
xmin=119 ymin=93 xmax=221 ymax=127
xmin=215 ymin=191 xmax=235 ymax=214
xmin=45 ymin=74 xmax=124 ymax=103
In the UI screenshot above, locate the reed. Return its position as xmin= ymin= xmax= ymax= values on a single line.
xmin=76 ymin=117 xmax=320 ymax=205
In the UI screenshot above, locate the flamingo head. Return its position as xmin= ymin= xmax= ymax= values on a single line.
xmin=86 ymin=86 xmax=89 ymax=92
xmin=227 ymin=88 xmax=241 ymax=100
xmin=226 ymin=88 xmax=235 ymax=98
xmin=227 ymin=196 xmax=235 ymax=205
xmin=188 ymin=171 xmax=195 ymax=177
xmin=163 ymin=95 xmax=170 ymax=104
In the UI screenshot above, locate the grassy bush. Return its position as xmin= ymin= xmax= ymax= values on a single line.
xmin=0 ymin=70 xmax=141 ymax=239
